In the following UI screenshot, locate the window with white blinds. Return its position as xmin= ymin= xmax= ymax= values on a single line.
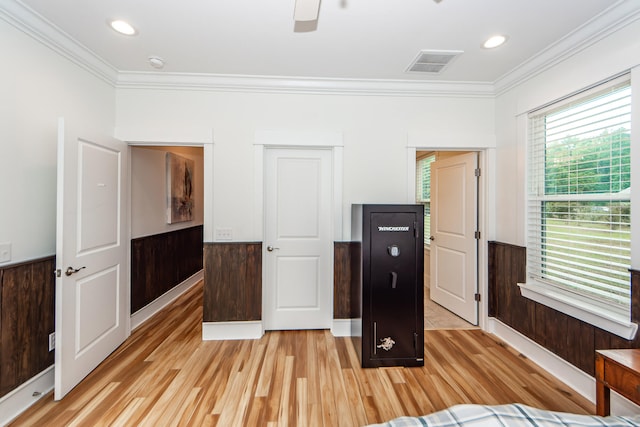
xmin=527 ymin=77 xmax=632 ymax=307
xmin=416 ymin=154 xmax=435 ymax=247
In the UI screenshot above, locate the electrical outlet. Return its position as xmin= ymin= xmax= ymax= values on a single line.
xmin=215 ymin=228 xmax=233 ymax=241
xmin=0 ymin=242 xmax=11 ymax=263
xmin=49 ymin=332 xmax=55 ymax=351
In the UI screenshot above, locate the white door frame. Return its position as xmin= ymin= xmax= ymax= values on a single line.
xmin=254 ymin=130 xmax=344 ymax=334
xmin=114 ymin=128 xmax=214 ymax=329
xmin=406 ymin=146 xmax=492 ymax=331
xmin=114 ymin=128 xmax=215 ymax=243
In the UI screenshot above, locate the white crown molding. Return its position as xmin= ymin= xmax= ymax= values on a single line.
xmin=0 ymin=0 xmax=494 ymax=97
xmin=494 ymin=0 xmax=640 ymax=95
xmin=0 ymin=0 xmax=118 ymax=85
xmin=3 ymin=0 xmax=639 ymax=98
xmin=116 ymin=71 xmax=495 ymax=98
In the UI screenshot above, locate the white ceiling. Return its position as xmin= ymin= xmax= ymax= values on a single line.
xmin=14 ymin=0 xmax=626 ymax=83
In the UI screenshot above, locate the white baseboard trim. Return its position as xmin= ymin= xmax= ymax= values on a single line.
xmin=331 ymin=319 xmax=353 ymax=337
xmin=0 ymin=366 xmax=54 ymax=426
xmin=130 ymin=270 xmax=203 ymax=331
xmin=202 ymin=321 xmax=264 ymax=340
xmin=488 ymin=318 xmax=640 ymax=415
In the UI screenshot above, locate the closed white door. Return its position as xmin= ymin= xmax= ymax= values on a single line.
xmin=430 ymin=152 xmax=478 ymax=325
xmin=55 ymin=118 xmax=129 ymax=399
xmin=264 ymin=148 xmax=332 ymax=330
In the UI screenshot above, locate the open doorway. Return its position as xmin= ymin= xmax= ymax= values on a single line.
xmin=129 ymin=145 xmax=205 ymax=329
xmin=416 ymin=151 xmax=477 ymax=329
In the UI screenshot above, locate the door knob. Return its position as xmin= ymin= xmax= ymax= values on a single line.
xmin=65 ymin=266 xmax=86 ymax=276
xmin=267 ymin=245 xmax=280 ymax=252
xmin=430 ymin=236 xmax=435 ymax=241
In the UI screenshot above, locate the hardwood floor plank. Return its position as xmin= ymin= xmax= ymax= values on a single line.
xmin=393 ymin=382 xmax=421 ymax=416
xmin=402 ymin=370 xmax=437 ymax=414
xmin=234 ymin=342 xmax=268 ymax=425
xmin=296 ymin=377 xmax=308 ymax=427
xmin=305 ymin=330 xmax=320 ymax=406
xmin=266 ymin=345 xmax=290 ymax=424
xmin=172 ymin=387 xmax=203 ymax=426
xmin=255 ymin=333 xmax=279 ymax=398
xmin=341 ymin=368 xmax=368 ymax=426
xmin=317 ymin=333 xmax=339 ymax=427
xmin=9 ymin=281 xmax=595 ymax=427
xmin=109 ymin=397 xmax=146 ymax=427
xmin=276 ymin=355 xmax=294 ymax=427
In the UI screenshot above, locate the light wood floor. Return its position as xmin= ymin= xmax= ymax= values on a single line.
xmin=10 ymin=281 xmax=594 ymax=426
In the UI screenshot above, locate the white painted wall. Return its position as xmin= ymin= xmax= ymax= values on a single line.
xmin=130 ymin=146 xmax=204 ymax=239
xmin=0 ymin=19 xmax=115 ymax=265
xmin=494 ymin=18 xmax=640 ymax=246
xmin=116 ymin=90 xmax=495 ymax=242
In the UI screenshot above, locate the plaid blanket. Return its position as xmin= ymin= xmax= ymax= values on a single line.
xmin=366 ymin=403 xmax=640 ymax=427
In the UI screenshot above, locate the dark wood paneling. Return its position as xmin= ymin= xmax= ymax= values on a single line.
xmin=349 ymin=242 xmax=362 ymax=320
xmin=632 ymin=270 xmax=640 ymax=324
xmin=334 ymin=242 xmax=361 ymax=319
xmin=131 ymin=225 xmax=203 ymax=313
xmin=489 ymin=241 xmax=640 ymax=377
xmin=0 ymin=256 xmax=55 ymax=398
xmin=203 ymin=242 xmax=261 ymax=322
xmin=488 ymin=242 xmax=533 ymax=336
xmin=566 ymin=316 xmax=595 ymax=373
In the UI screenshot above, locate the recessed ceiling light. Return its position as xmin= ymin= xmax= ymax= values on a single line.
xmin=109 ymin=20 xmax=137 ymax=36
xmin=483 ymin=35 xmax=507 ymax=49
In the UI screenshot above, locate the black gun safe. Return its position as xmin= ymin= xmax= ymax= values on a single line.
xmin=351 ymin=204 xmax=424 ymax=368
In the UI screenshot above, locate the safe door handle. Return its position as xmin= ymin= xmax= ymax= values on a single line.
xmin=390 ymin=271 xmax=398 ymax=289
xmin=65 ymin=266 xmax=86 ymax=276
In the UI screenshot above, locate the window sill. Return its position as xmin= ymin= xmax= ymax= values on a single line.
xmin=517 ymin=281 xmax=638 ymax=340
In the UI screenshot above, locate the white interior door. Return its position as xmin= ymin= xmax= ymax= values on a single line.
xmin=264 ymin=148 xmax=332 ymax=330
xmin=430 ymin=152 xmax=478 ymax=325
xmin=55 ymin=118 xmax=129 ymax=399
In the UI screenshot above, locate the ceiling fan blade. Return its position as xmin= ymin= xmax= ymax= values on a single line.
xmin=294 ymin=0 xmax=320 ymax=22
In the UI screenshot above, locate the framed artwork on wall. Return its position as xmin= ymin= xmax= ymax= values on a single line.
xmin=166 ymin=152 xmax=194 ymax=224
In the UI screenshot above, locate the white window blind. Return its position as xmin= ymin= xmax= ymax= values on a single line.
xmin=416 ymin=154 xmax=435 ymax=247
xmin=527 ymin=77 xmax=632 ymax=307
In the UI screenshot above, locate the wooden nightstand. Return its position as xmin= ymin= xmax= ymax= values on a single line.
xmin=595 ymin=349 xmax=640 ymax=416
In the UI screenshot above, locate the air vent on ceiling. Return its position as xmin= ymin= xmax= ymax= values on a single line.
xmin=406 ymin=50 xmax=463 ymax=74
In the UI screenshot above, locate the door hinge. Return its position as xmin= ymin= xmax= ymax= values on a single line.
xmin=474 ymin=230 xmax=481 ymax=240
xmin=474 ymin=168 xmax=481 ymax=177
xmin=474 ymin=293 xmax=481 ymax=302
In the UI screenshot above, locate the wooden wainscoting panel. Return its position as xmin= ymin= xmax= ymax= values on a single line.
xmin=0 ymin=256 xmax=55 ymax=398
xmin=350 ymin=241 xmax=362 ymax=320
xmin=566 ymin=316 xmax=595 ymax=374
xmin=488 ymin=242 xmax=533 ymax=337
xmin=489 ymin=241 xmax=640 ymax=377
xmin=131 ymin=225 xmax=203 ymax=313
xmin=487 ymin=241 xmax=498 ymax=318
xmin=632 ymin=270 xmax=640 ymax=324
xmin=203 ymin=242 xmax=261 ymax=322
xmin=334 ymin=242 xmax=361 ymax=319
xmin=244 ymin=242 xmax=262 ymax=321
xmin=535 ymin=303 xmax=569 ymax=359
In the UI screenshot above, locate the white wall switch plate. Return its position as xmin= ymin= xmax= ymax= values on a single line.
xmin=215 ymin=228 xmax=233 ymax=241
